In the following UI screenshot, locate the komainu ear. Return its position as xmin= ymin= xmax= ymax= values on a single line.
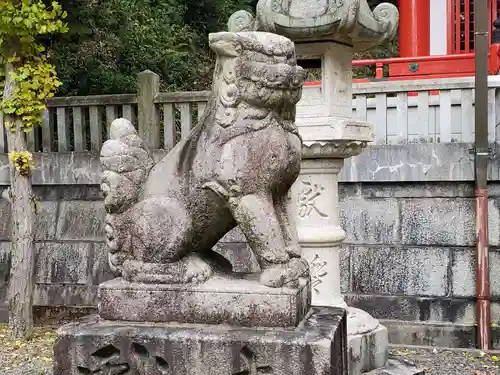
xmin=209 ymin=32 xmax=243 ymax=57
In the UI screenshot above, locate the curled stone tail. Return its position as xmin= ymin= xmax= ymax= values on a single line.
xmin=100 ymin=118 xmax=154 ymax=215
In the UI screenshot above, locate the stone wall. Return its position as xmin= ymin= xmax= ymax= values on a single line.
xmin=340 ymin=181 xmax=500 ymax=348
xmin=0 ymin=184 xmax=110 ymax=322
xmin=339 ymin=143 xmax=500 ymax=348
xmin=1 ymin=143 xmax=500 ymax=347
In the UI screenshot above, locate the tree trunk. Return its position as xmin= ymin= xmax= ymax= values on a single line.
xmin=3 ymin=57 xmax=36 ymax=340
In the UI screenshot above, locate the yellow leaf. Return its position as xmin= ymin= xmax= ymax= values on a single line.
xmin=491 ymin=355 xmax=499 ymax=361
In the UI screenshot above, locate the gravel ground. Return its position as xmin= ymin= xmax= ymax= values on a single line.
xmin=0 ymin=324 xmax=499 ymax=375
xmin=387 ymin=347 xmax=500 ymax=375
xmin=0 ymin=324 xmax=55 ymax=375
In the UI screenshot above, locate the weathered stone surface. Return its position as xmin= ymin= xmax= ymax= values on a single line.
xmin=99 ymin=275 xmax=311 ymax=328
xmin=91 ymin=243 xmax=115 ymax=285
xmin=340 ymin=181 xmax=475 ymax=199
xmin=345 ymin=294 xmax=500 ymax=326
xmin=56 ymin=201 xmax=106 ymax=241
xmin=35 ymin=242 xmax=91 ymax=284
xmin=212 ymin=242 xmax=260 ymax=273
xmin=0 ymin=152 xmax=101 ymax=185
xmin=382 ymin=320 xmax=477 ymax=348
xmin=219 ymin=227 xmax=246 ymax=243
xmin=487 ymin=182 xmax=500 ymax=197
xmin=0 ymin=199 xmax=58 ymax=241
xmin=54 ymin=307 xmax=348 ymax=375
xmin=450 ymin=249 xmax=475 ymax=298
xmin=488 ymin=198 xmax=500 ymax=246
xmin=0 ymin=198 xmax=9 ymax=240
xmin=384 ymin=319 xmax=500 ymax=349
xmin=3 ymin=144 xmax=500 ymax=187
xmin=400 ymin=198 xmax=475 ymax=246
xmin=0 ymin=144 xmax=499 ymax=187
xmin=2 ymin=182 xmax=496 ymax=339
xmin=340 ymin=245 xmax=350 ymax=293
xmin=364 ymin=359 xmax=425 ymax=375
xmin=340 ymin=143 xmax=476 ymax=182
xmin=350 ymin=246 xmax=449 ymax=297
xmin=451 ymin=248 xmax=500 ymax=297
xmin=340 ymin=197 xmax=399 ymax=244
xmin=34 ymin=284 xmax=98 ymax=307
xmin=0 ymin=242 xmax=9 ymax=304
xmin=34 ymin=184 xmax=103 ymax=201
xmin=349 ymin=322 xmax=388 ymax=375
xmin=230 ymin=0 xmax=398 ymax=51
xmin=99 ymin=31 xmax=309 ymax=289
xmin=35 ymin=202 xmax=59 ymax=240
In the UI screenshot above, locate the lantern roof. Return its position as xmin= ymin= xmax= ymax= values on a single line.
xmin=228 ymin=0 xmax=399 ymax=51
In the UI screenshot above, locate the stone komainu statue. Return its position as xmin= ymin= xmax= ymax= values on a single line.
xmin=100 ymin=31 xmax=308 ymax=288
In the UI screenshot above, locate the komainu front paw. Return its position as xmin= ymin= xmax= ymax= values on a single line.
xmin=122 ymin=253 xmax=213 ymax=285
xmin=260 ymin=257 xmax=310 ymax=288
xmin=183 ymin=254 xmax=213 ymax=283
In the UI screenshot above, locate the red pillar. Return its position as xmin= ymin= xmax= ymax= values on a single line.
xmin=398 ymin=0 xmax=431 ymax=57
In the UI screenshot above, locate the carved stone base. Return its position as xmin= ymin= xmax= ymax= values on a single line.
xmin=98 ymin=275 xmax=311 ymax=328
xmin=347 ymin=308 xmax=389 ymax=375
xmin=54 ymin=307 xmax=348 ymax=375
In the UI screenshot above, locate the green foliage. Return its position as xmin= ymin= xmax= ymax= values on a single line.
xmin=48 ymin=0 xmax=256 ymax=96
xmin=0 ymin=0 xmax=67 ymax=136
xmin=15 ymin=0 xmax=396 ymax=97
xmin=8 ymin=150 xmax=33 ymax=175
xmin=2 ymin=57 xmax=61 ymax=131
xmin=0 ymin=0 xmax=67 ymax=57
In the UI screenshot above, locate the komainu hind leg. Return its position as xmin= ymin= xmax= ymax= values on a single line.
xmin=119 ymin=197 xmax=213 ymax=284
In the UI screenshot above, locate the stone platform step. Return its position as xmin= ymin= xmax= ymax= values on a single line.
xmin=98 ymin=275 xmax=310 ymax=328
xmin=54 ymin=307 xmax=348 ymax=375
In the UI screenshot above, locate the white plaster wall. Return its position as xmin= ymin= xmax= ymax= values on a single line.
xmin=430 ymin=0 xmax=448 ymax=55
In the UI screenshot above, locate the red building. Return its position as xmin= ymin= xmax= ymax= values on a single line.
xmin=355 ymin=0 xmax=500 ymax=81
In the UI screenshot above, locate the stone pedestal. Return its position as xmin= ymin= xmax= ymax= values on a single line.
xmin=55 ymin=302 xmax=348 ymax=375
xmin=98 ymin=275 xmax=310 ymax=328
xmin=54 ymin=274 xmax=348 ymax=375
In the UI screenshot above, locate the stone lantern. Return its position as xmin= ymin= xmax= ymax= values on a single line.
xmin=228 ymin=1 xmax=399 ymax=373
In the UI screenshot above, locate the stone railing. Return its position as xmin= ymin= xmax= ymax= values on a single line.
xmin=1 ymin=72 xmax=500 ymax=153
xmin=350 ymin=76 xmax=500 ymax=144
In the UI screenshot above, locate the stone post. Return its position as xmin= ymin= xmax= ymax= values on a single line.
xmin=290 ymin=157 xmax=346 ymax=308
